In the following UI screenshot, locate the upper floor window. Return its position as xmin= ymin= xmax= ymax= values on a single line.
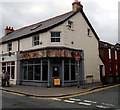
xmin=33 ymin=35 xmax=39 ymax=46
xmin=67 ymin=20 xmax=73 ymax=30
xmin=7 ymin=42 xmax=12 ymax=51
xmin=87 ymin=28 xmax=92 ymax=37
xmin=51 ymin=32 xmax=61 ymax=42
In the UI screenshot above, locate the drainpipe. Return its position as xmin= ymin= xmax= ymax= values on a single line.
xmin=17 ymin=40 xmax=21 ymax=85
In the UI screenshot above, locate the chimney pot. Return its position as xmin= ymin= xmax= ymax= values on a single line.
xmin=72 ymin=0 xmax=83 ymax=11
xmin=5 ymin=26 xmax=8 ymax=30
xmin=4 ymin=26 xmax=14 ymax=35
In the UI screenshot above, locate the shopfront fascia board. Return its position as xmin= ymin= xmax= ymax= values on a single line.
xmin=20 ymin=48 xmax=83 ymax=60
xmin=0 ymin=54 xmax=17 ymax=62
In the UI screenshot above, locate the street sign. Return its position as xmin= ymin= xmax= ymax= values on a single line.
xmin=75 ymin=53 xmax=81 ymax=61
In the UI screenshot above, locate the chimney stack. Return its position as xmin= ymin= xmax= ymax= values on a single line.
xmin=5 ymin=26 xmax=14 ymax=35
xmin=72 ymin=0 xmax=83 ymax=11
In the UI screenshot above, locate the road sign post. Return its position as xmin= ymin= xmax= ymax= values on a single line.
xmin=75 ymin=53 xmax=81 ymax=88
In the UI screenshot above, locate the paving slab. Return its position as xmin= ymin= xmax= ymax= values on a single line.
xmin=1 ymin=82 xmax=104 ymax=97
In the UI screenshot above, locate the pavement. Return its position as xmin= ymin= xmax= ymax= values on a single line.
xmin=0 ymin=82 xmax=112 ymax=98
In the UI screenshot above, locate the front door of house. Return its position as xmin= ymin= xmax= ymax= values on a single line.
xmin=52 ymin=65 xmax=61 ymax=86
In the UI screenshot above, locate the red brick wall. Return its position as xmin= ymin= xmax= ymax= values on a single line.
xmin=111 ymin=49 xmax=116 ymax=76
xmin=104 ymin=49 xmax=110 ymax=77
xmin=117 ymin=50 xmax=120 ymax=76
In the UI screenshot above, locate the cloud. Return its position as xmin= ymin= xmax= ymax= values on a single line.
xmin=0 ymin=0 xmax=119 ymax=44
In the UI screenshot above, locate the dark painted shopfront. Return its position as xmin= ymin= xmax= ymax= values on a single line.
xmin=20 ymin=47 xmax=84 ymax=87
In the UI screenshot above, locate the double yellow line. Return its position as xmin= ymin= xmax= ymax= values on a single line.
xmin=2 ymin=84 xmax=120 ymax=99
xmin=43 ymin=84 xmax=120 ymax=99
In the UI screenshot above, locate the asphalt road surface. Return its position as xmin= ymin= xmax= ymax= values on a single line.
xmin=1 ymin=84 xmax=120 ymax=109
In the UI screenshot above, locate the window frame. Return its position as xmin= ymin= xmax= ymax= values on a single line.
xmin=87 ymin=28 xmax=92 ymax=37
xmin=51 ymin=32 xmax=61 ymax=43
xmin=67 ymin=20 xmax=73 ymax=30
xmin=33 ymin=35 xmax=40 ymax=46
xmin=7 ymin=42 xmax=12 ymax=51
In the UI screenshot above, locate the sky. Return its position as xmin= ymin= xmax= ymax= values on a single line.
xmin=0 ymin=0 xmax=119 ymax=44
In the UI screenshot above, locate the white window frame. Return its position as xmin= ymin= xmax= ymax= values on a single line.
xmin=33 ymin=35 xmax=39 ymax=46
xmin=7 ymin=42 xmax=12 ymax=51
xmin=51 ymin=32 xmax=61 ymax=42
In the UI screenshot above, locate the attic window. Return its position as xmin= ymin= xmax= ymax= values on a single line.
xmin=67 ymin=20 xmax=73 ymax=30
xmin=30 ymin=24 xmax=42 ymax=31
xmin=87 ymin=28 xmax=92 ymax=37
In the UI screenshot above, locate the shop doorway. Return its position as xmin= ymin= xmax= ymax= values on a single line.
xmin=51 ymin=64 xmax=61 ymax=86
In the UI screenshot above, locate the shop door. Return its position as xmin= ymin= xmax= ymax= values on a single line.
xmin=52 ymin=65 xmax=61 ymax=86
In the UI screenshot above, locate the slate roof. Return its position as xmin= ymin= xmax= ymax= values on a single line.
xmin=0 ymin=9 xmax=99 ymax=44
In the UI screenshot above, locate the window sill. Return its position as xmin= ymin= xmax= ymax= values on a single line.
xmin=22 ymin=80 xmax=47 ymax=83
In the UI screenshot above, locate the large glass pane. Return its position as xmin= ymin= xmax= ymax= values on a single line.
xmin=2 ymin=62 xmax=6 ymax=66
xmin=35 ymin=59 xmax=41 ymax=64
xmin=11 ymin=62 xmax=15 ymax=65
xmin=7 ymin=67 xmax=10 ymax=75
xmin=28 ymin=60 xmax=33 ymax=64
xmin=64 ymin=65 xmax=69 ymax=81
xmin=11 ymin=66 xmax=15 ymax=79
xmin=64 ymin=59 xmax=69 ymax=64
xmin=2 ymin=67 xmax=6 ymax=72
xmin=22 ymin=60 xmax=27 ymax=65
xmin=23 ymin=66 xmax=27 ymax=80
xmin=34 ymin=65 xmax=41 ymax=80
xmin=42 ymin=65 xmax=48 ymax=81
xmin=71 ymin=65 xmax=75 ymax=80
xmin=28 ymin=65 xmax=33 ymax=80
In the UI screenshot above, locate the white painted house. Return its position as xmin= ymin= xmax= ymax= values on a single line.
xmin=0 ymin=1 xmax=104 ymax=87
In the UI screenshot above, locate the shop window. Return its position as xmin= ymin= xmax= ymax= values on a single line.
xmin=71 ymin=59 xmax=75 ymax=64
xmin=28 ymin=65 xmax=33 ymax=80
xmin=33 ymin=35 xmax=39 ymax=46
xmin=7 ymin=67 xmax=10 ymax=75
xmin=7 ymin=62 xmax=11 ymax=66
xmin=51 ymin=32 xmax=61 ymax=42
xmin=22 ymin=60 xmax=28 ymax=65
xmin=7 ymin=42 xmax=12 ymax=51
xmin=35 ymin=60 xmax=41 ymax=64
xmin=28 ymin=60 xmax=33 ymax=64
xmin=2 ymin=67 xmax=6 ymax=72
xmin=23 ymin=66 xmax=27 ymax=80
xmin=64 ymin=65 xmax=69 ymax=81
xmin=64 ymin=59 xmax=69 ymax=64
xmin=11 ymin=66 xmax=15 ymax=79
xmin=51 ymin=59 xmax=61 ymax=64
xmin=2 ymin=62 xmax=6 ymax=66
xmin=71 ymin=65 xmax=76 ymax=80
xmin=34 ymin=65 xmax=41 ymax=80
xmin=2 ymin=62 xmax=15 ymax=80
xmin=42 ymin=64 xmax=48 ymax=81
xmin=11 ymin=62 xmax=15 ymax=65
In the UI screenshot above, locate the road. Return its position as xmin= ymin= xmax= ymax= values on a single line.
xmin=1 ymin=85 xmax=120 ymax=109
